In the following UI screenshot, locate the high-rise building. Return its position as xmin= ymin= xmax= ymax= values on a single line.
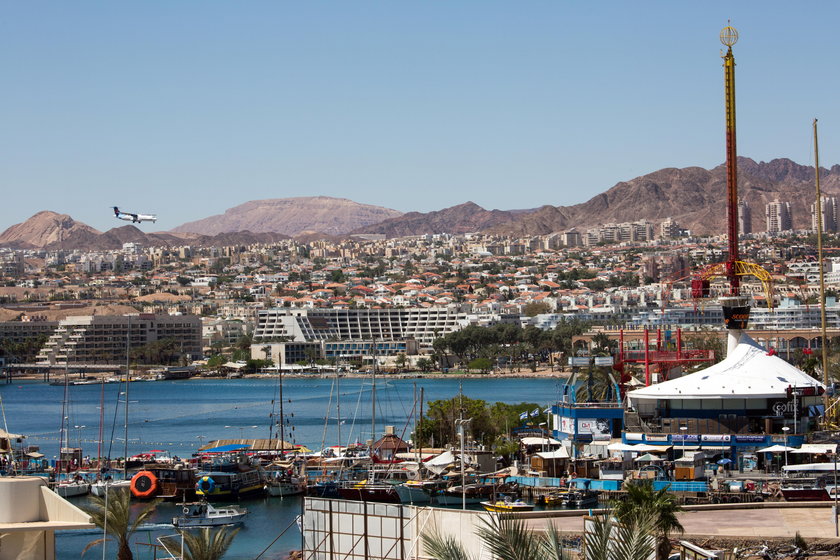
xmin=660 ymin=217 xmax=681 ymax=239
xmin=738 ymin=199 xmax=752 ymax=235
xmin=811 ymin=196 xmax=837 ymax=233
xmin=765 ymin=200 xmax=792 ymax=233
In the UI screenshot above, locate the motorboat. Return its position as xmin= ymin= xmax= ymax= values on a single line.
xmin=196 ymin=468 xmax=266 ymax=500
xmin=172 ymin=501 xmax=248 ymax=528
xmin=54 ymin=480 xmax=90 ymax=498
xmin=394 ymin=480 xmax=446 ymax=504
xmin=561 ymin=489 xmax=600 ymax=508
xmin=481 ymin=498 xmax=535 ymax=512
xmin=537 ymin=490 xmax=570 ymax=507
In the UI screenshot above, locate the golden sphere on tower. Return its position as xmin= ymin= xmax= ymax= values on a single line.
xmin=720 ymin=26 xmax=738 ymax=47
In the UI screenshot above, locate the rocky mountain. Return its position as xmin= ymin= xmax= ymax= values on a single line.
xmin=350 ymin=202 xmax=523 ymax=237
xmin=0 ymin=213 xmax=290 ymax=250
xmin=0 ymin=211 xmax=103 ymax=249
xmin=488 ymin=157 xmax=840 ymax=237
xmin=171 ymin=196 xmax=403 ymax=237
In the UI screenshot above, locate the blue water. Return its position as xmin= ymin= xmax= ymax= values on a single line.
xmin=0 ymin=375 xmax=562 ymax=559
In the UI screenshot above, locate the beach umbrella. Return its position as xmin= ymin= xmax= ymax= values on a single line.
xmin=717 ymin=458 xmax=732 ymax=465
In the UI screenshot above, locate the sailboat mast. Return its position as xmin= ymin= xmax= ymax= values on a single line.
xmin=97 ymin=379 xmax=104 ymax=467
xmin=371 ymin=336 xmax=377 ymax=445
xmin=814 ymin=118 xmax=830 ymax=414
xmin=279 ymin=367 xmax=285 ymax=455
xmin=336 ymin=367 xmax=341 ymax=448
xmin=124 ymin=315 xmax=130 ymax=479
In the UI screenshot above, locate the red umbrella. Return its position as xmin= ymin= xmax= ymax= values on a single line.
xmin=148 ymin=449 xmax=166 ymax=453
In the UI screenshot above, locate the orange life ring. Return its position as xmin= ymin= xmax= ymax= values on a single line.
xmin=130 ymin=470 xmax=159 ymax=499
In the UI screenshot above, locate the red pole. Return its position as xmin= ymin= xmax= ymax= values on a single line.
xmin=644 ymin=328 xmax=651 ymax=386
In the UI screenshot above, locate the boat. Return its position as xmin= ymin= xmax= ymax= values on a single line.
xmin=561 ymin=488 xmax=600 ymax=508
xmin=264 ymin=466 xmax=306 ymax=497
xmin=481 ymin=498 xmax=535 ymax=512
xmin=54 ymin=479 xmax=91 ymax=498
xmin=90 ymin=478 xmax=131 ymax=497
xmin=336 ymin=479 xmax=401 ymax=503
xmin=780 ymin=476 xmax=832 ymax=502
xmin=195 ymin=463 xmax=266 ymax=500
xmin=536 ymin=490 xmax=570 ymax=507
xmin=130 ymin=464 xmax=198 ymax=501
xmin=394 ymin=479 xmax=446 ymax=504
xmin=172 ymin=500 xmax=248 ymax=528
xmin=434 ymin=482 xmax=519 ymax=506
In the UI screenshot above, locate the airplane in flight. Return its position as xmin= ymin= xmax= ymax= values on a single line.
xmin=112 ymin=206 xmax=157 ymax=224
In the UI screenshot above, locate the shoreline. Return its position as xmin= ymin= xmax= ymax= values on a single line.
xmin=7 ymin=368 xmax=574 ymax=383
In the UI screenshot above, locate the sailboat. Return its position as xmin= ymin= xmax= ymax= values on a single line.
xmin=265 ymin=367 xmax=306 ymax=497
xmin=91 ymin=379 xmax=131 ymax=496
xmin=54 ymin=360 xmax=90 ymax=497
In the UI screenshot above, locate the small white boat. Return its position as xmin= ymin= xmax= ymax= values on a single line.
xmin=172 ymin=501 xmax=248 ymax=528
xmin=54 ymin=480 xmax=91 ymax=498
xmin=90 ymin=479 xmax=132 ymax=497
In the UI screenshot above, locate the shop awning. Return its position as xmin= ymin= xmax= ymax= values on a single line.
xmin=792 ymin=443 xmax=837 ymax=454
xmin=756 ymin=444 xmax=795 ymax=453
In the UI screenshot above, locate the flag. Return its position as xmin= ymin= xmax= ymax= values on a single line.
xmin=531 ymin=407 xmax=541 ymax=417
xmin=519 ymin=411 xmax=528 ymax=420
xmin=543 ymin=407 xmax=551 ymax=414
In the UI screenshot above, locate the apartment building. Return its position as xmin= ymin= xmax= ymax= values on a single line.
xmin=36 ymin=314 xmax=202 ymax=365
xmin=811 ymin=196 xmax=837 ymax=233
xmin=765 ymin=200 xmax=793 ymax=233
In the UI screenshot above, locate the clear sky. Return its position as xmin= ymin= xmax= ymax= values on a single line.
xmin=2 ymin=2 xmax=838 ymax=233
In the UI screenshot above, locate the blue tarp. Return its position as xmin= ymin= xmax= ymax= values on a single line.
xmin=200 ymin=444 xmax=250 ymax=453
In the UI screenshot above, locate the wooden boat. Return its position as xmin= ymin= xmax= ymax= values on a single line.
xmin=481 ymin=498 xmax=535 ymax=512
xmin=173 ymin=501 xmax=248 ymax=527
xmin=337 ymin=480 xmax=401 ymax=503
xmin=265 ymin=469 xmax=306 ymax=497
xmin=394 ymin=479 xmax=446 ymax=504
xmin=130 ymin=464 xmax=198 ymax=501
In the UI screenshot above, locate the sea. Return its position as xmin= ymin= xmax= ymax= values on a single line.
xmin=0 ymin=374 xmax=564 ymax=559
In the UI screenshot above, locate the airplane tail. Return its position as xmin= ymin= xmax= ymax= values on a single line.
xmin=112 ymin=206 xmax=120 ymax=215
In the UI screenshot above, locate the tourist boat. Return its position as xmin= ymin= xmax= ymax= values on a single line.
xmin=336 ymin=479 xmax=401 ymax=503
xmin=196 ymin=468 xmax=266 ymax=500
xmin=265 ymin=468 xmax=306 ymax=497
xmin=172 ymin=501 xmax=248 ymax=528
xmin=780 ymin=477 xmax=832 ymax=502
xmin=130 ymin=465 xmax=198 ymax=501
xmin=481 ymin=498 xmax=535 ymax=512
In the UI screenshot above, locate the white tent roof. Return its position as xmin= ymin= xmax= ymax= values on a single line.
xmin=535 ymin=448 xmax=571 ymax=460
xmin=756 ymin=444 xmax=795 ymax=453
xmin=628 ymin=332 xmax=824 ymax=401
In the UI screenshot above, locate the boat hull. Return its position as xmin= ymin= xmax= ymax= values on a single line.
xmin=481 ymin=500 xmax=534 ymax=512
xmin=55 ymin=482 xmax=90 ymax=497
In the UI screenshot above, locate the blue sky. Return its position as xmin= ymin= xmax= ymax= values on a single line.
xmin=1 ymin=2 xmax=838 ymax=233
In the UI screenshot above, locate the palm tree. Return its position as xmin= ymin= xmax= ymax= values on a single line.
xmin=613 ymin=480 xmax=684 ymax=560
xmin=82 ymin=488 xmax=161 ymax=560
xmin=160 ymin=526 xmax=240 ymax=560
xmin=584 ymin=508 xmax=658 ymax=560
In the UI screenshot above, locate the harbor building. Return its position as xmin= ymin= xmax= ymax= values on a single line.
xmin=252 ymin=339 xmax=420 ymax=369
xmin=35 ymin=313 xmax=202 ymax=366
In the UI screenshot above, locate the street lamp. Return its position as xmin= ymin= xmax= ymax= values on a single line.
xmin=679 ymin=425 xmax=687 ymax=459
xmin=781 ymin=426 xmax=790 ymax=470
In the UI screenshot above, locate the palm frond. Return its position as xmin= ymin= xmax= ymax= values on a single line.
xmin=539 ymin=521 xmax=573 ymax=560
xmin=423 ymin=529 xmax=475 ymax=560
xmin=478 ymin=513 xmax=545 ymax=560
xmin=160 ymin=526 xmax=241 ymax=560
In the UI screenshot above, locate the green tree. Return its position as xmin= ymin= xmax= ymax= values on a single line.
xmin=82 ymin=488 xmax=161 ymax=560
xmin=160 ymin=526 xmax=240 ymax=560
xmin=468 ymin=357 xmax=493 ymax=373
xmin=613 ymin=480 xmax=684 ymax=560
